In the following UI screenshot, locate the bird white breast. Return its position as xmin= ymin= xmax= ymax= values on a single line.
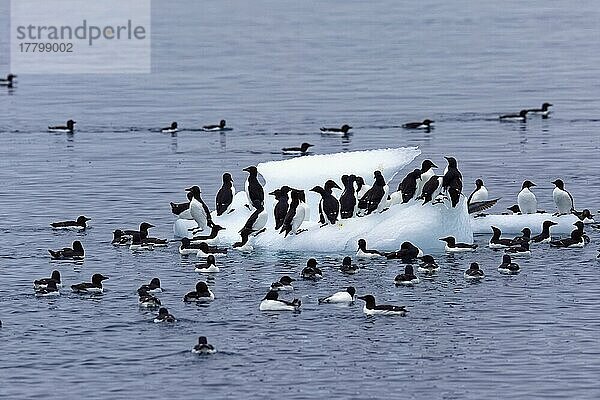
xmin=189 ymin=199 xmax=208 ymax=229
xmin=291 ymin=206 xmax=306 ymax=232
xmin=471 ymin=186 xmax=489 ymax=203
xmin=356 ymin=249 xmax=382 ymax=258
xmin=178 ymin=209 xmax=193 ymax=220
xmin=48 ymin=128 xmax=71 ymax=133
xmin=363 ymin=306 xmax=404 ymax=316
xmin=179 ymin=246 xmax=197 ymax=255
xmin=35 ymin=290 xmax=60 ymax=297
xmin=416 ymin=168 xmax=435 ymax=197
xmin=253 ymin=210 xmax=268 ymax=231
xmin=396 ymin=277 xmax=420 ymax=285
xmin=161 ymin=128 xmax=178 ymax=133
xmin=322 ymin=292 xmax=353 ymax=303
xmin=195 ymin=265 xmax=220 ymax=273
xmin=464 ymin=272 xmax=484 ymax=280
xmin=196 ymin=250 xmax=226 ymax=258
xmin=445 ymin=245 xmax=474 ymax=253
xmin=418 ymin=265 xmax=439 ymax=273
xmin=488 ymin=241 xmax=509 ymax=249
xmin=498 ymin=266 xmax=519 ymax=274
xmin=517 ymin=188 xmax=537 ymax=214
xmin=553 ymin=188 xmax=573 ymax=213
xmin=259 ymin=299 xmax=296 ymax=311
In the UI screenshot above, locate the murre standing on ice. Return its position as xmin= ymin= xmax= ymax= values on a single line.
xmin=415 ymin=160 xmax=438 ymax=198
xmin=318 ymin=286 xmax=356 ymax=304
xmin=312 ymin=180 xmax=341 ymax=226
xmin=552 ymin=179 xmax=574 ymax=216
xmin=48 ymin=119 xmax=76 ymax=133
xmin=467 ymin=179 xmax=499 ymax=214
xmin=160 ymin=122 xmax=178 ymax=133
xmin=186 ymin=186 xmax=214 ymax=234
xmin=51 ymin=215 xmax=91 ymax=231
xmin=357 ymin=295 xmax=407 ymax=316
xmin=280 ymin=189 xmax=305 ymax=237
xmin=499 ymin=109 xmax=528 ymax=121
xmin=402 ymin=119 xmax=434 ymax=130
xmin=269 ymin=186 xmax=290 ymax=230
xmin=282 ymin=142 xmax=314 ymax=155
xmin=354 ymin=176 xmax=370 ymax=199
xmin=239 ymin=206 xmax=268 ymax=238
xmin=440 ymin=236 xmax=477 ymax=252
xmin=397 ymin=168 xmax=422 ymax=203
xmin=441 ymin=157 xmax=462 ymax=207
xmin=320 ymin=124 xmax=352 ymax=135
xmin=215 ymin=173 xmax=235 ymax=216
xmin=49 ymin=240 xmax=84 ymax=261
xmin=526 ymin=102 xmax=553 ymax=118
xmin=531 ymin=220 xmax=558 ymax=243
xmin=339 ymin=175 xmax=357 ymax=219
xmin=202 ymin=119 xmax=227 ymax=131
xmin=517 ymin=180 xmax=537 ymax=214
xmin=419 ymin=175 xmax=442 ymax=205
xmin=357 ymin=171 xmax=388 ymax=215
xmin=243 ymin=166 xmax=264 ymax=211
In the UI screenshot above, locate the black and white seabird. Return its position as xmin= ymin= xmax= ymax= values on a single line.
xmin=51 ymin=215 xmax=91 ymax=230
xmin=195 ymin=255 xmax=219 ymax=273
xmin=498 ymin=254 xmax=520 ymax=274
xmin=385 ymin=242 xmax=422 ymax=262
xmin=441 ymin=157 xmax=462 ymax=207
xmin=517 ymin=181 xmax=537 ymax=214
xmin=357 ymin=295 xmax=407 ymax=316
xmin=504 ymin=242 xmax=531 ymax=257
xmin=417 ymin=255 xmax=440 ymax=275
xmin=397 ymin=168 xmax=422 ymax=203
xmin=340 ymin=256 xmax=359 ymax=274
xmin=186 ymin=186 xmax=214 ymax=234
xmin=467 ymin=179 xmax=499 ymax=214
xmin=354 ymin=176 xmax=371 ymax=200
xmin=183 ymin=281 xmax=214 ymax=302
xmin=282 ymin=142 xmax=314 ymax=155
xmin=170 ymin=191 xmax=193 ymax=218
xmin=507 ymin=205 xmax=521 ymax=214
xmin=269 ymin=187 xmax=290 ymax=230
xmin=0 ymin=73 xmax=17 ymax=87
xmin=489 ymin=226 xmax=513 ymax=249
xmin=394 ymin=265 xmax=420 ymax=286
xmin=510 ymin=228 xmax=531 ymax=247
xmin=531 ymin=220 xmax=558 ymax=243
xmin=552 ymin=179 xmax=574 ymax=215
xmin=191 ymin=224 xmax=226 ymax=241
xmin=572 ymin=221 xmax=590 ymax=244
xmin=270 ymin=276 xmax=295 ymax=291
xmin=572 ymin=209 xmax=594 ymax=223
xmin=243 ymin=166 xmax=264 ymax=211
xmin=192 ymin=336 xmax=217 ymax=354
xmin=357 ymin=171 xmax=388 ymax=215
xmin=35 ymin=280 xmax=60 ymax=297
xmin=499 ymin=109 xmax=528 ymax=121
xmin=550 ymin=229 xmax=585 ymax=248
xmin=402 ymin=119 xmax=433 ymax=130
xmin=154 ymin=307 xmax=176 ymax=323
xmin=215 ymin=173 xmax=235 ymax=216
xmin=48 ymin=240 xmax=84 ymax=261
xmin=356 ymin=238 xmax=385 ymax=258
xmin=259 ymin=290 xmax=301 ymax=311
xmin=419 ymin=175 xmax=441 ymax=205
xmin=280 ymin=189 xmax=305 ymax=237
xmin=311 ymin=180 xmax=341 ymax=225
xmin=34 ymin=270 xmax=62 ymax=289
xmin=526 ymin=102 xmax=553 ymax=118
xmin=202 ymin=120 xmax=227 ymax=131
xmin=138 ymin=290 xmax=162 ymax=308
xmin=415 ymin=160 xmax=438 ymax=198
xmin=339 ymin=175 xmax=357 ymax=219
xmin=318 ymin=286 xmax=356 ymax=304
xmin=48 ymin=119 xmax=76 ymax=133
xmin=238 ymin=206 xmax=268 ymax=239
xmin=320 ymin=124 xmax=352 ymax=135
xmin=440 ymin=236 xmax=477 ymax=252
xmin=160 ymin=122 xmax=178 ymax=133
xmin=130 ymin=232 xmax=154 ymax=251
xmin=112 ymin=229 xmax=130 ymax=246
xmin=137 ymin=278 xmax=162 ymax=295
xmin=464 ymin=262 xmax=484 ymax=279
xmin=301 ymin=258 xmax=323 ymax=281
xmin=71 ymin=273 xmax=108 ymax=293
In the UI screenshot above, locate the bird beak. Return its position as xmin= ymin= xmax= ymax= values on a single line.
xmin=333 ymin=182 xmax=342 ymax=190
xmin=357 ymin=296 xmax=365 ymax=300
xmin=185 ymin=187 xmax=193 ymax=191
xmin=242 ymin=167 xmax=250 ymax=172
xmin=444 ymin=156 xmax=450 ymax=161
xmin=432 ymin=163 xmax=438 ymax=168
xmin=148 ymin=224 xmax=155 ymax=228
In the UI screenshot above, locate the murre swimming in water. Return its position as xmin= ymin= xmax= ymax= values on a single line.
xmin=440 ymin=237 xmax=477 ymax=252
xmin=34 ymin=270 xmax=62 ymax=289
xmin=356 ymin=238 xmax=385 ymax=258
xmin=318 ymin=286 xmax=356 ymax=304
xmin=185 ymin=186 xmax=214 ymax=234
xmin=572 ymin=209 xmax=594 ymax=224
xmin=243 ymin=166 xmax=264 ymax=211
xmin=183 ymin=281 xmax=214 ymax=302
xmin=531 ymin=220 xmax=558 ymax=243
xmin=517 ymin=180 xmax=537 ymax=214
xmin=191 ymin=224 xmax=226 ymax=241
xmin=311 ymin=180 xmax=341 ymax=225
xmin=464 ymin=263 xmax=484 ymax=279
xmin=138 ymin=290 xmax=162 ymax=308
xmin=270 ymin=186 xmax=291 ymax=230
xmin=270 ymin=276 xmax=295 ymax=291
xmin=280 ymin=189 xmax=305 ymax=237
xmin=526 ymin=102 xmax=553 ymax=118
xmin=160 ymin=122 xmax=178 ymax=133
xmin=572 ymin=221 xmax=590 ymax=244
xmin=498 ymin=254 xmax=520 ymax=274
xmin=154 ymin=307 xmax=176 ymax=323
xmin=282 ymin=142 xmax=314 ymax=155
xmin=112 ymin=230 xmax=130 ymax=246
xmin=48 ymin=119 xmax=76 ymax=133
xmin=137 ymin=278 xmax=162 ymax=295
xmin=215 ymin=173 xmax=235 ymax=216
xmin=417 ymin=255 xmax=440 ymax=275
xmin=320 ymin=124 xmax=352 ymax=135
xmin=402 ymin=119 xmax=434 ymax=130
xmin=441 ymin=157 xmax=462 ymax=207
xmin=415 ymin=160 xmax=437 ymax=198
xmin=357 ymin=295 xmax=407 ymax=316
xmin=192 ymin=336 xmax=217 ymax=354
xmin=489 ymin=226 xmax=513 ymax=249
xmin=419 ymin=175 xmax=442 ymax=205
xmin=357 ymin=171 xmax=388 ymax=215
xmin=395 ymin=265 xmax=420 ymax=286
xmin=196 ymin=241 xmax=228 ymax=257
xmin=49 ymin=240 xmax=84 ymax=261
xmin=194 ymin=255 xmax=219 ymax=273
xmin=552 ymin=179 xmax=574 ymax=216
xmin=397 ymin=168 xmax=422 ymax=203
xmin=340 ymin=256 xmax=359 ymax=274
xmin=499 ymin=109 xmax=528 ymax=121
xmin=179 ymin=237 xmax=206 ymax=255
xmin=170 ymin=191 xmax=194 ymax=219
xmin=301 ymin=258 xmax=323 ymax=281
xmin=121 ymin=222 xmax=156 ymax=239
xmin=339 ymin=175 xmax=357 ymax=219
xmin=385 ymin=242 xmax=422 ymax=262
xmin=35 ymin=280 xmax=60 ymax=297
xmin=260 ymin=290 xmax=301 ymax=311
xmin=130 ymin=232 xmax=154 ymax=251
xmin=550 ymin=229 xmax=584 ymax=248
xmin=0 ymin=73 xmax=17 ymax=87
xmin=202 ymin=119 xmax=227 ymax=131
xmin=71 ymin=273 xmax=108 ymax=293
xmin=510 ymin=228 xmax=531 ymax=247
xmin=504 ymin=242 xmax=531 ymax=257
xmin=51 ymin=215 xmax=91 ymax=231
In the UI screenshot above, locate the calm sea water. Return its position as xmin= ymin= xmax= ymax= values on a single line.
xmin=1 ymin=1 xmax=600 ymax=398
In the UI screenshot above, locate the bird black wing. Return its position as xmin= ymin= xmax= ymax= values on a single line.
xmin=468 ymin=198 xmax=499 ymax=214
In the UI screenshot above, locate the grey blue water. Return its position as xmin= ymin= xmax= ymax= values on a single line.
xmin=1 ymin=0 xmax=600 ymax=398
